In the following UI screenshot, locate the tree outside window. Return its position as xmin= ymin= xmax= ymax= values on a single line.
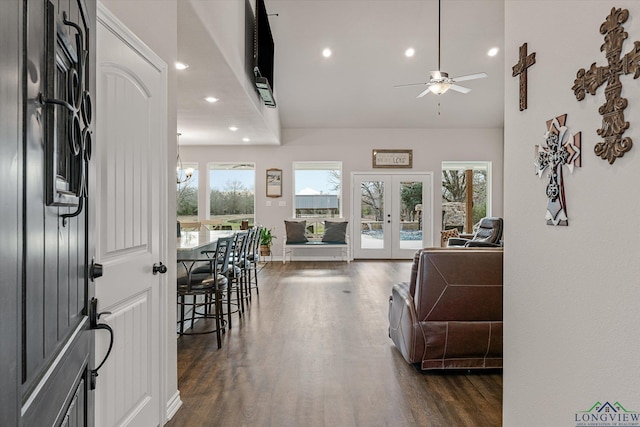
xmin=177 ymin=164 xmax=198 ymax=221
xmin=441 ymin=162 xmax=490 ymax=232
xmin=209 ymin=163 xmax=255 ymax=229
xmin=360 ymin=181 xmax=383 ymax=221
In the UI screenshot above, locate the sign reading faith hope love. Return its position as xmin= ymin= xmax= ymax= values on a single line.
xmin=372 ymin=149 xmax=413 ymax=168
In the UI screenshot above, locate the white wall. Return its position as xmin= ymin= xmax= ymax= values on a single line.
xmin=181 ymin=127 xmax=503 ymax=256
xmin=504 ymin=1 xmax=640 ymax=424
xmin=184 ymin=0 xmax=281 ymax=144
xmin=188 ymin=0 xmax=246 ymax=84
xmin=98 ymin=0 xmax=180 ymax=422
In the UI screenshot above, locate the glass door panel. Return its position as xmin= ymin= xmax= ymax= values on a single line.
xmin=359 ymin=180 xmax=387 ymax=253
xmin=353 ymin=173 xmax=432 ymax=259
xmin=397 ymin=180 xmax=424 ymax=252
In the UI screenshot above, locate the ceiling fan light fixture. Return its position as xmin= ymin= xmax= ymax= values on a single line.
xmin=429 ymin=82 xmax=452 ymax=95
xmin=393 ymin=0 xmax=486 ymax=98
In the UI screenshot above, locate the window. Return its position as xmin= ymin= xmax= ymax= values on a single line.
xmin=209 ymin=163 xmax=255 ymax=229
xmin=177 ymin=163 xmax=198 ymax=222
xmin=293 ymin=162 xmax=342 ymax=218
xmin=441 ymin=161 xmax=491 ymax=233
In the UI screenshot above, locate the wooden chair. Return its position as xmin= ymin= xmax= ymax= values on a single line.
xmin=179 ymin=221 xmax=201 ymax=231
xmin=201 ymin=219 xmax=222 ymax=230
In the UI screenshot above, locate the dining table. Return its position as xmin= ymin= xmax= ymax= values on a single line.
xmin=177 ymin=229 xmax=236 ymax=260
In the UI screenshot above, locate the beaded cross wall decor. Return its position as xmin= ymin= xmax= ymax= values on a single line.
xmin=535 ymin=114 xmax=582 ymax=226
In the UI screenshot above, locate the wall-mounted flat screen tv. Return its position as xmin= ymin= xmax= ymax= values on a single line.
xmin=254 ymin=0 xmax=274 ymax=89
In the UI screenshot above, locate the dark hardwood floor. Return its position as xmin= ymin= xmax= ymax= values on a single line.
xmin=166 ymin=261 xmax=502 ymax=427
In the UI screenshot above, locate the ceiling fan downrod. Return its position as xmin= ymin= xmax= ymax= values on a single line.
xmin=437 ymin=0 xmax=441 ymax=71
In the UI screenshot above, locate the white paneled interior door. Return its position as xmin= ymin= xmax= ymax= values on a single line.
xmin=95 ymin=6 xmax=167 ymax=427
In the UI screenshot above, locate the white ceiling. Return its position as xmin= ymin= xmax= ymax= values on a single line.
xmin=177 ymin=0 xmax=505 ymax=146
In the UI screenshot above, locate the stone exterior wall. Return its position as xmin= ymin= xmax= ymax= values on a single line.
xmin=442 ymin=202 xmax=466 ymax=230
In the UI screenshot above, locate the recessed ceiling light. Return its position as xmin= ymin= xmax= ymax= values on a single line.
xmin=405 ymin=47 xmax=415 ymax=57
xmin=322 ymin=48 xmax=332 ymax=58
xmin=229 ymin=126 xmax=239 ymax=132
xmin=204 ymin=96 xmax=219 ymax=103
xmin=242 ymin=137 xmax=250 ymax=142
xmin=487 ymin=47 xmax=499 ymax=57
xmin=175 ymin=62 xmax=189 ymax=70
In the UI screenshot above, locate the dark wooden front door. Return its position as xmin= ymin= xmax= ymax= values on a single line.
xmin=1 ymin=0 xmax=97 ymax=424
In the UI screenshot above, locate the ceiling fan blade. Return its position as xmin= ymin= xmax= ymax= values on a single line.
xmin=449 ymin=84 xmax=472 ymax=94
xmin=451 ymin=72 xmax=488 ymax=82
xmin=394 ymin=82 xmax=428 ymax=88
xmin=416 ymin=87 xmax=432 ymax=98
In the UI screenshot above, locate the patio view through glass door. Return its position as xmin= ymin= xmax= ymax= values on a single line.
xmin=352 ymin=173 xmax=432 ymax=259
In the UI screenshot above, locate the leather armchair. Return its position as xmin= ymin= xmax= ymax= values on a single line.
xmin=388 ymin=247 xmax=503 ymax=370
xmin=447 ymin=217 xmax=503 ymax=247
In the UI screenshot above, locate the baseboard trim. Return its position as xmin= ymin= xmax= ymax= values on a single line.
xmin=165 ymin=390 xmax=182 ymax=422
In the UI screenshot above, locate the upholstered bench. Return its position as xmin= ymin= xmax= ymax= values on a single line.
xmin=282 ymin=219 xmax=350 ymax=263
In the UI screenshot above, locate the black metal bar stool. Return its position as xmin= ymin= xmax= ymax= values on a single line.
xmin=176 ymin=246 xmax=228 ymax=348
xmin=246 ymin=226 xmax=263 ymax=299
xmin=228 ymin=231 xmax=251 ymax=314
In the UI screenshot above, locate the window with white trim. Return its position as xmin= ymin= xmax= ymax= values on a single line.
xmin=293 ymin=161 xmax=342 ymax=218
xmin=441 ymin=161 xmax=491 ymax=233
xmin=208 ymin=163 xmax=255 ymax=229
xmin=177 ymin=163 xmax=198 ymax=222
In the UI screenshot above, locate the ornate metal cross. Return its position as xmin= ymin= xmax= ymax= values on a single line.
xmin=512 ymin=42 xmax=536 ymax=111
xmin=535 ymin=114 xmax=581 ymax=226
xmin=572 ymin=7 xmax=640 ymax=164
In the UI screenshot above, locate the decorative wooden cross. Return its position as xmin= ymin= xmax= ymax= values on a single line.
xmin=512 ymin=42 xmax=536 ymax=111
xmin=535 ymin=114 xmax=581 ymax=226
xmin=572 ymin=7 xmax=640 ymax=164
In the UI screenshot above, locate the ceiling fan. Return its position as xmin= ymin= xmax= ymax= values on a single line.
xmin=395 ymin=0 xmax=487 ymax=97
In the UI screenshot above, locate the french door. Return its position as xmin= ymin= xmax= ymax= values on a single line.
xmin=352 ymin=173 xmax=433 ymax=259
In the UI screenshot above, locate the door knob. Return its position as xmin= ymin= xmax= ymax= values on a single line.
xmin=90 ymin=257 xmax=103 ymax=281
xmin=153 ymin=262 xmax=168 ymax=275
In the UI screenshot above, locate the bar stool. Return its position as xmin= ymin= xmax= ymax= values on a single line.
xmin=228 ymin=231 xmax=251 ymax=313
xmin=246 ymin=226 xmax=263 ymax=299
xmin=176 ymin=249 xmax=228 ymax=348
xmin=213 ymin=236 xmax=238 ymax=329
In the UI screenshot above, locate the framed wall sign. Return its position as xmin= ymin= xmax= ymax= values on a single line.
xmin=266 ymin=168 xmax=282 ymax=197
xmin=372 ymin=149 xmax=413 ymax=168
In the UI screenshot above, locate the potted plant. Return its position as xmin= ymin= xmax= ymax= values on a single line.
xmin=259 ymin=227 xmax=276 ymax=256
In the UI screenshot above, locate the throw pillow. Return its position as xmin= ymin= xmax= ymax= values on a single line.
xmin=285 ymin=220 xmax=308 ymax=243
xmin=440 ymin=228 xmax=459 ymax=247
xmin=322 ymin=221 xmax=348 ymax=243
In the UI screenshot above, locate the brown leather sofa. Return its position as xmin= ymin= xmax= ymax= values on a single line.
xmin=388 ymin=247 xmax=503 ymax=370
